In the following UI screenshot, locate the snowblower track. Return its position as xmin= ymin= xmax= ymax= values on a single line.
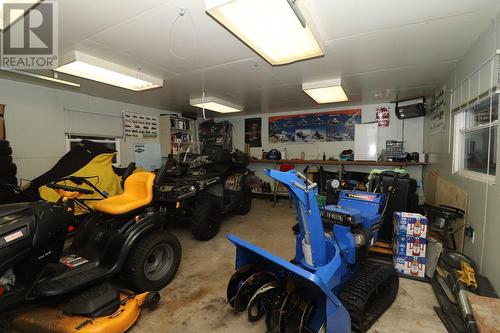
xmin=340 ymin=263 xmax=399 ymax=333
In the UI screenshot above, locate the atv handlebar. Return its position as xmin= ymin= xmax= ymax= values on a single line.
xmin=47 ymin=183 xmax=94 ymax=195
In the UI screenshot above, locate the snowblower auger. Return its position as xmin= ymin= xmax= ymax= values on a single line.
xmin=226 ymin=169 xmax=399 ymax=333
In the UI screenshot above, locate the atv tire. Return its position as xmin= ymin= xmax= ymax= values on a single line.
xmin=340 ymin=263 xmax=399 ymax=333
xmin=0 ymin=176 xmax=16 ymax=186
xmin=122 ymin=231 xmax=181 ymax=292
xmin=191 ymin=193 xmax=222 ymax=241
xmin=235 ymin=185 xmax=252 ymax=215
xmin=0 ymin=163 xmax=16 ymax=177
xmin=0 ymin=146 xmax=12 ymax=156
xmin=0 ymin=156 xmax=12 ymax=164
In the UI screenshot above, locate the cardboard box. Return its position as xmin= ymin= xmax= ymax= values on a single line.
xmin=405 ymin=256 xmax=426 ymax=278
xmin=394 ymin=255 xmax=406 ymax=274
xmin=406 ymin=236 xmax=427 ymax=257
xmin=393 ymin=212 xmax=428 ymax=238
xmin=394 ymin=255 xmax=426 ymax=277
xmin=393 ymin=235 xmax=427 ymax=257
xmin=393 ymin=212 xmax=428 ymax=277
xmin=393 ymin=234 xmax=407 ymax=256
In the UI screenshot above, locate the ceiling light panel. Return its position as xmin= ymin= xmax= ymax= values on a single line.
xmin=190 ymin=97 xmax=242 ymax=113
xmin=303 ymin=78 xmax=349 ymax=104
xmin=206 ymin=0 xmax=323 ymax=66
xmin=54 ymin=52 xmax=163 ymax=91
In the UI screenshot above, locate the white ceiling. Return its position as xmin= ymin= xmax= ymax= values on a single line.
xmin=12 ymin=0 xmax=500 ymax=114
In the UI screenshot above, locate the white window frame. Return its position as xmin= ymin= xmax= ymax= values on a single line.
xmin=65 ymin=135 xmax=121 ymax=167
xmin=452 ymin=93 xmax=498 ymax=185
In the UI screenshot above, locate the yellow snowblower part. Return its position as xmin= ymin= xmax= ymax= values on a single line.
xmin=458 ymin=261 xmax=478 ymax=290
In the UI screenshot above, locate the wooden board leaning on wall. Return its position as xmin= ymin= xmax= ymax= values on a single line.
xmin=425 ymin=170 xmax=468 ymax=252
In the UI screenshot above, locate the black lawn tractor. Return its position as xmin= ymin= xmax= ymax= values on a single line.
xmin=0 ymin=170 xmax=181 ymax=332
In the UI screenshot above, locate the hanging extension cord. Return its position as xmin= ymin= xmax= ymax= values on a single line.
xmin=168 ymin=7 xmax=198 ymax=63
xmin=202 ymin=90 xmax=206 ymax=120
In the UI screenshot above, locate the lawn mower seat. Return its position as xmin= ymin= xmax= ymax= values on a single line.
xmin=94 ymin=172 xmax=155 ymax=215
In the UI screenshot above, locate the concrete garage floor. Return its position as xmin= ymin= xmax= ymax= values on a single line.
xmin=131 ymin=199 xmax=447 ymax=333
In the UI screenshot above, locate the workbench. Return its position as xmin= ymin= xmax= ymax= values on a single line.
xmin=249 ymin=159 xmax=426 ymax=197
xmin=250 ymin=159 xmax=425 ymax=167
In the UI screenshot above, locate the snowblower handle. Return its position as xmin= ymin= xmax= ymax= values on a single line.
xmin=294 ymin=171 xmax=318 ymax=195
xmin=295 ymin=171 xmax=313 ymax=185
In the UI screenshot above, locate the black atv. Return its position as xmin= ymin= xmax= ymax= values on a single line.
xmin=156 ymin=150 xmax=252 ymax=241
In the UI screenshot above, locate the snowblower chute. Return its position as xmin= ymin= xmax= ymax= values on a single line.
xmin=227 ymin=169 xmax=399 ymax=333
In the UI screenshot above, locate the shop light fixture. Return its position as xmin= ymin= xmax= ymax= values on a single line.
xmin=0 ymin=0 xmax=42 ymax=30
xmin=302 ymin=78 xmax=348 ymax=104
xmin=205 ymin=0 xmax=323 ymax=66
xmin=54 ymin=52 xmax=163 ymax=91
xmin=190 ymin=97 xmax=242 ymax=113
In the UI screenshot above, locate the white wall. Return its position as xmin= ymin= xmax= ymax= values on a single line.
xmin=423 ymin=14 xmax=500 ymax=291
xmin=219 ymin=103 xmax=424 ymax=183
xmin=0 ymin=78 xmax=174 ymax=180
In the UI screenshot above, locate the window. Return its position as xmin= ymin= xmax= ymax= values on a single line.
xmin=66 ymin=135 xmax=121 ymax=166
xmin=453 ymin=93 xmax=498 ymax=183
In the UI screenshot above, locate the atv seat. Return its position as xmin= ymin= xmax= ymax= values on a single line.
xmin=94 ymin=172 xmax=155 ymax=215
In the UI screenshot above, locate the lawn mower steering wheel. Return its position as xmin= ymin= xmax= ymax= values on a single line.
xmin=47 ymin=183 xmax=94 ymax=195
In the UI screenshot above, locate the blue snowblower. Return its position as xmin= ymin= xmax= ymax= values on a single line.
xmin=226 ymin=169 xmax=399 ymax=333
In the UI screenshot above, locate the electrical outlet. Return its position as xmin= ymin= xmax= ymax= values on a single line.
xmin=465 ymin=225 xmax=475 ymax=244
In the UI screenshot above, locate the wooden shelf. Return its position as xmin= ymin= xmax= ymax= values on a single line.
xmin=249 ymin=159 xmax=426 ymax=167
xmin=160 ymin=114 xmax=197 ymax=156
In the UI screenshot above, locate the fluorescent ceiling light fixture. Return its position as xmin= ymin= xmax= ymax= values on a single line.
xmin=190 ymin=97 xmax=242 ymax=113
xmin=0 ymin=0 xmax=42 ymax=30
xmin=303 ymin=78 xmax=348 ymax=104
xmin=0 ymin=66 xmax=80 ymax=87
xmin=54 ymin=52 xmax=163 ymax=91
xmin=206 ymin=0 xmax=323 ymax=66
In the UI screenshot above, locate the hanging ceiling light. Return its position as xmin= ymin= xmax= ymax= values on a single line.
xmin=205 ymin=0 xmax=323 ymax=66
xmin=190 ymin=96 xmax=242 ymax=113
xmin=302 ymin=78 xmax=348 ymax=104
xmin=54 ymin=52 xmax=163 ymax=91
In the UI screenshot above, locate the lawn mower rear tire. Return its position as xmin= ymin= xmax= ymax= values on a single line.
xmin=122 ymin=231 xmax=181 ymax=292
